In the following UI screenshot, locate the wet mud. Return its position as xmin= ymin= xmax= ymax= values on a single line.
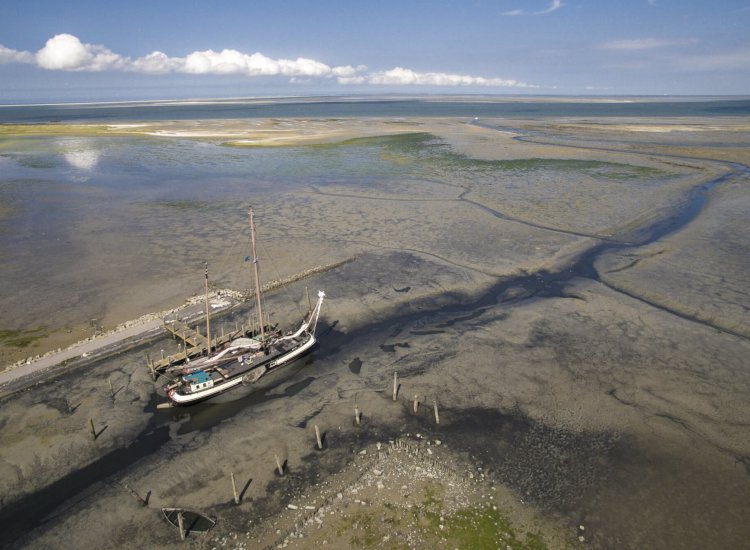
xmin=0 ymin=116 xmax=748 ymax=549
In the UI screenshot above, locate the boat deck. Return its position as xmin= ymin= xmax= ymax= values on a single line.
xmin=181 ymin=334 xmax=309 ymax=392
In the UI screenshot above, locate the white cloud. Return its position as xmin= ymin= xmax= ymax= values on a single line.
xmin=341 ymin=67 xmax=533 ymax=88
xmin=601 ymin=37 xmax=697 ymax=50
xmin=0 ymin=34 xmax=537 ymax=88
xmin=128 ymin=51 xmax=183 ymax=74
xmin=502 ymin=0 xmax=563 ymax=16
xmin=0 ymin=44 xmax=35 ymax=64
xmin=332 ymin=64 xmax=367 ymax=77
xmin=36 ymin=34 xmax=125 ymax=71
xmin=537 ymin=0 xmax=563 ymax=14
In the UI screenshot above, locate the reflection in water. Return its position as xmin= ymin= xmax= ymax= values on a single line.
xmin=63 ymin=149 xmax=100 ymax=170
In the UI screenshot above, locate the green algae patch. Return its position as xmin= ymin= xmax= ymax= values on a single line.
xmin=444 ymin=506 xmax=549 ymax=550
xmin=0 ymin=124 xmax=145 ymax=137
xmin=325 ymin=131 xmax=669 ymax=180
xmin=0 ymin=327 xmax=49 ymax=349
xmin=333 ymin=483 xmax=551 ymax=550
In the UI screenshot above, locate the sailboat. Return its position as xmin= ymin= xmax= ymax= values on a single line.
xmin=163 ymin=208 xmax=325 ymax=406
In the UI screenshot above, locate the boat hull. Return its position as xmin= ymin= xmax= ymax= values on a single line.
xmin=166 ymin=333 xmax=317 ymax=406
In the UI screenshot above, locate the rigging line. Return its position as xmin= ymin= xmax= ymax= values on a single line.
xmin=258 ymin=238 xmax=304 ymax=317
xmin=216 ymin=230 xmax=242 ymax=283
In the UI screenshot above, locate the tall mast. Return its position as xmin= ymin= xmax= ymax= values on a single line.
xmin=204 ymin=261 xmax=211 ymax=353
xmin=249 ymin=208 xmax=266 ymax=343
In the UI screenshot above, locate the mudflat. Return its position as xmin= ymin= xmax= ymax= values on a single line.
xmin=0 ymin=115 xmax=747 ymax=549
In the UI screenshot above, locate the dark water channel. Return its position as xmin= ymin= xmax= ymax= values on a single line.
xmin=1 ymin=154 xmax=745 ymax=547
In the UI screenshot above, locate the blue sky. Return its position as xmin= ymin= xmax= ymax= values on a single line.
xmin=1 ymin=0 xmax=748 ymax=102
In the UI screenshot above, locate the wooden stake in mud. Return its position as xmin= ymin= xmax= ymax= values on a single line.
xmin=354 ymin=404 xmax=361 ymax=426
xmin=89 ymin=418 xmax=96 ymax=439
xmin=146 ymin=353 xmax=155 ymax=380
xmin=413 ymin=395 xmax=419 ymax=413
xmin=392 ymin=371 xmax=398 ymax=401
xmin=123 ymin=483 xmax=147 ymax=506
xmin=274 ymin=453 xmax=284 ymax=476
xmin=108 ymin=377 xmax=114 ymax=398
xmin=314 ymin=424 xmax=323 ymax=450
xmin=177 ymin=511 xmax=185 ymax=540
xmin=231 ymin=472 xmax=240 ymax=504
xmin=433 ymin=397 xmax=440 ymax=425
xmin=161 ymin=349 xmax=165 ymax=360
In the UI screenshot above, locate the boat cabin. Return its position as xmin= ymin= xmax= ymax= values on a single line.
xmin=184 ymin=371 xmax=214 ymax=392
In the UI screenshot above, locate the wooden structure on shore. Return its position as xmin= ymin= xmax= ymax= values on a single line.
xmin=148 ymin=320 xmax=244 ymax=373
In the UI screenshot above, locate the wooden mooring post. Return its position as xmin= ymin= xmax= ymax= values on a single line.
xmin=108 ymin=377 xmax=114 ymax=398
xmin=231 ymin=472 xmax=240 ymax=504
xmin=413 ymin=394 xmax=419 ymax=413
xmin=274 ymin=454 xmax=284 ymax=476
xmin=314 ymin=424 xmax=323 ymax=450
xmin=89 ymin=418 xmax=96 ymax=439
xmin=433 ymin=397 xmax=440 ymax=425
xmin=146 ymin=353 xmax=155 ymax=380
xmin=123 ymin=483 xmax=147 ymax=506
xmin=354 ymin=403 xmax=361 ymax=426
xmin=392 ymin=371 xmax=398 ymax=401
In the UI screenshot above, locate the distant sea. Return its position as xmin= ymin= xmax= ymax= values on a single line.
xmin=1 ymin=96 xmax=749 ymax=124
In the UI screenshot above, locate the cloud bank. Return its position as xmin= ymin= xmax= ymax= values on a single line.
xmin=0 ymin=33 xmax=531 ymax=88
xmin=339 ymin=67 xmax=533 ymax=88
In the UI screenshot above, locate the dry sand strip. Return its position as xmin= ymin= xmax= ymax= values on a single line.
xmin=0 ymin=318 xmax=164 ymax=389
xmin=0 ymin=288 xmax=247 ymax=393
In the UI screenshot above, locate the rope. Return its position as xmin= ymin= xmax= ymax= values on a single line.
xmin=258 ymin=237 xmax=304 ymax=317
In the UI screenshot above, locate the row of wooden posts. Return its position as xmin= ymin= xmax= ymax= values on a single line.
xmin=91 ymin=368 xmax=440 ymax=541
xmin=393 ymin=371 xmax=440 ymax=424
xmin=90 ymin=370 xmax=439 ymax=444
